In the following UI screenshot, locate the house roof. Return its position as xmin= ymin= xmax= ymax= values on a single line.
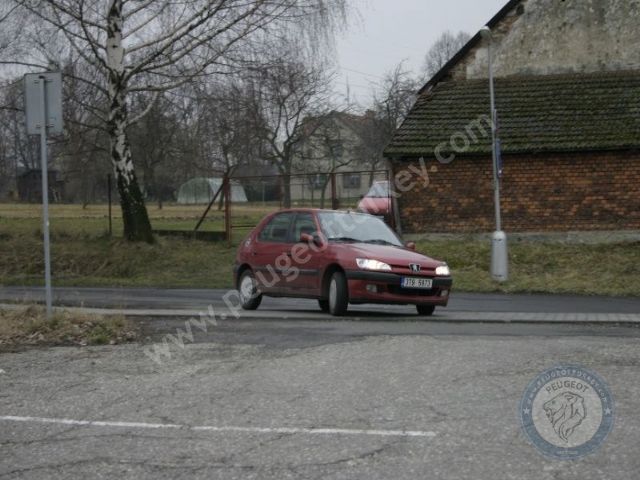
xmin=302 ymin=110 xmax=380 ymax=138
xmin=384 ymin=71 xmax=640 ymax=158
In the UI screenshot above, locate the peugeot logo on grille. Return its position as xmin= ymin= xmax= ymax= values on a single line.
xmin=409 ymin=264 xmax=421 ymax=273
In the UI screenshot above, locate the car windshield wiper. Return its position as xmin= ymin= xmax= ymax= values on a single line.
xmin=364 ymin=239 xmax=397 ymax=246
xmin=328 ymin=237 xmax=360 ymax=243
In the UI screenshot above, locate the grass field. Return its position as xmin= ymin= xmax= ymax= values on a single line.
xmin=0 ymin=203 xmax=244 ymax=289
xmin=1 ymin=203 xmax=639 ymax=296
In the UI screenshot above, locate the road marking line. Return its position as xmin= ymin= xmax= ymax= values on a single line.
xmin=0 ymin=415 xmax=436 ymax=438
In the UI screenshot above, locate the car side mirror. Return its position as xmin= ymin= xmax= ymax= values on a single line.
xmin=405 ymin=241 xmax=416 ymax=251
xmin=301 ymin=232 xmax=325 ymax=248
xmin=300 ymin=233 xmax=315 ymax=244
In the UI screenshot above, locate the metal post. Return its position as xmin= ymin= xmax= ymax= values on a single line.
xmin=330 ymin=173 xmax=337 ymax=210
xmin=224 ymin=176 xmax=231 ymax=246
xmin=487 ymin=37 xmax=502 ymax=232
xmin=107 ymin=174 xmax=112 ymax=237
xmin=194 ymin=182 xmax=224 ymax=232
xmin=482 ymin=26 xmax=508 ymax=282
xmin=39 ymin=76 xmax=53 ymax=318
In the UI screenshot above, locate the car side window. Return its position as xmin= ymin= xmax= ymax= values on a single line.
xmin=292 ymin=213 xmax=317 ymax=242
xmin=258 ymin=213 xmax=294 ymax=243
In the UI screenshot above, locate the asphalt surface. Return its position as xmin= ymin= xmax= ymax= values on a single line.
xmin=139 ymin=318 xmax=640 ymax=349
xmin=2 ymin=286 xmax=640 ymax=478
xmin=2 ymin=286 xmax=640 ymax=314
xmin=1 ymin=335 xmax=639 ymax=479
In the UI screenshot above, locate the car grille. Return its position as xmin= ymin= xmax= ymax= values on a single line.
xmin=390 ymin=267 xmax=436 ymax=276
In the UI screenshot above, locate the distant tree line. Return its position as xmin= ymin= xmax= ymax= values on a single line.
xmin=0 ymin=0 xmax=467 ymax=242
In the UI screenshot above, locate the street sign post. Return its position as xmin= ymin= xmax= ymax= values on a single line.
xmin=24 ymin=72 xmax=63 ymax=319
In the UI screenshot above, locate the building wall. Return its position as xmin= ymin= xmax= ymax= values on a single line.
xmin=392 ymin=151 xmax=640 ymax=233
xmin=288 ymin=170 xmax=385 ymax=204
xmin=451 ymin=0 xmax=640 ymax=82
xmin=291 ymin=113 xmax=381 ymax=202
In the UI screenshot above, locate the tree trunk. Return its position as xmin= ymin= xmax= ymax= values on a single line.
xmin=279 ymin=157 xmax=292 ymax=208
xmin=107 ymin=0 xmax=153 ymax=243
xmin=282 ymin=176 xmax=291 ymax=208
xmin=320 ymin=180 xmax=328 ymax=209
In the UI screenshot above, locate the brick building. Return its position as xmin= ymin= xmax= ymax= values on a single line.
xmin=385 ymin=0 xmax=640 ymax=234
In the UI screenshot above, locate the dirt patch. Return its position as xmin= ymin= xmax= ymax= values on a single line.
xmin=0 ymin=306 xmax=138 ymax=348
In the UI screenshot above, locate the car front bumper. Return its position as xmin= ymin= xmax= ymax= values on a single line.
xmin=345 ymin=270 xmax=453 ymax=306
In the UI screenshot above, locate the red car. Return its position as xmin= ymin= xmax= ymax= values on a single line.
xmin=357 ymin=180 xmax=392 ymax=220
xmin=234 ymin=209 xmax=452 ymax=316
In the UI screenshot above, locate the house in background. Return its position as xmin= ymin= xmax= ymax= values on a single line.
xmin=291 ymin=110 xmax=386 ymax=205
xmin=17 ymin=169 xmax=65 ymax=203
xmin=385 ymin=0 xmax=640 ymax=234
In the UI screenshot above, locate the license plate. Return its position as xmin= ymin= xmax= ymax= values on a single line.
xmin=401 ymin=277 xmax=433 ymax=289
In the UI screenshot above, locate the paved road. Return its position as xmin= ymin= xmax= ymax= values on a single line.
xmin=1 ymin=331 xmax=639 ymax=479
xmin=2 ymin=286 xmax=640 ymax=314
xmin=137 ymin=317 xmax=640 ymax=353
xmin=2 ymin=287 xmax=640 ymax=478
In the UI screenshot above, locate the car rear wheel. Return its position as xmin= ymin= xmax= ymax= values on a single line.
xmin=416 ymin=304 xmax=435 ymax=316
xmin=328 ymin=272 xmax=348 ymax=316
xmin=318 ymin=299 xmax=330 ymax=312
xmin=238 ymin=269 xmax=262 ymax=310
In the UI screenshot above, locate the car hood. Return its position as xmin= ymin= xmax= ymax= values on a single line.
xmin=337 ymin=243 xmax=444 ymax=268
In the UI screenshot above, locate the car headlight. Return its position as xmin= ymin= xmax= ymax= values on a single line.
xmin=435 ymin=265 xmax=450 ymax=276
xmin=356 ymin=258 xmax=392 ymax=271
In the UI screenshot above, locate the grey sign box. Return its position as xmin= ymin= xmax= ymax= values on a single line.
xmin=24 ymin=72 xmax=63 ymax=135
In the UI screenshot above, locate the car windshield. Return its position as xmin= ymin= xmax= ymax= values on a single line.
xmin=365 ymin=181 xmax=389 ymax=198
xmin=318 ymin=211 xmax=402 ymax=246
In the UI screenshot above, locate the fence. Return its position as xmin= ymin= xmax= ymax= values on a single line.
xmin=6 ymin=170 xmax=394 ymax=242
xmin=190 ymin=169 xmax=392 ymax=244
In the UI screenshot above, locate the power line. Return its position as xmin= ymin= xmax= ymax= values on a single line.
xmin=337 ymin=66 xmax=386 ymax=81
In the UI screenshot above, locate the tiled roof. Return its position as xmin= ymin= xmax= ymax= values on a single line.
xmin=385 ymin=71 xmax=640 ymax=158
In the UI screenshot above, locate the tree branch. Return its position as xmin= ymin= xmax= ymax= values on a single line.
xmin=126 ymin=91 xmax=160 ymax=126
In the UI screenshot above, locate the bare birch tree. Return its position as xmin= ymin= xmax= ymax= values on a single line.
xmin=7 ymin=0 xmax=348 ymax=241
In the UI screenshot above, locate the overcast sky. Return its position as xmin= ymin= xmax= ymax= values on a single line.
xmin=335 ymin=0 xmax=507 ymax=105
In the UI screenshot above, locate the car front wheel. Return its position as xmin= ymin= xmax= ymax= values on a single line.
xmin=416 ymin=304 xmax=435 ymax=316
xmin=328 ymin=272 xmax=349 ymax=316
xmin=238 ymin=269 xmax=262 ymax=310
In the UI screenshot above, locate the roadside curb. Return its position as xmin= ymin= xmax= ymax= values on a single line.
xmin=2 ymin=303 xmax=639 ymax=325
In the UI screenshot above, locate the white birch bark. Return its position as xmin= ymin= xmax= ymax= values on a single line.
xmin=105 ymin=0 xmax=153 ymax=241
xmin=106 ymin=0 xmax=131 ymax=184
